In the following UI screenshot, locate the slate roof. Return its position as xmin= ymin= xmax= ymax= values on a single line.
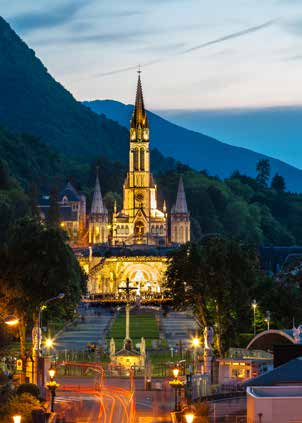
xmin=245 ymin=357 xmax=302 ymax=387
xmin=59 ymin=182 xmax=81 ymax=202
xmin=114 ymin=348 xmax=141 ymax=357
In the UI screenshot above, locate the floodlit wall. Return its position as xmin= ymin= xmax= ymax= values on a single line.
xmin=247 ymin=386 xmax=302 ymax=423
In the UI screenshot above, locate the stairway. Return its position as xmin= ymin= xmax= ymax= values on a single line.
xmin=55 ymin=306 xmax=113 ymax=351
xmin=160 ymin=311 xmax=199 ymax=348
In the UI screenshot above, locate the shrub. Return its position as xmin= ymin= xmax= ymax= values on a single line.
xmin=6 ymin=393 xmax=42 ymax=423
xmin=16 ymin=383 xmax=40 ymax=399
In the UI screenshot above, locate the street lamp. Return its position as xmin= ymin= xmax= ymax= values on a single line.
xmin=45 ymin=338 xmax=54 ymax=349
xmin=34 ymin=293 xmax=64 ymax=387
xmin=172 ymin=367 xmax=179 ymax=379
xmin=3 ymin=315 xmax=19 ymax=326
xmin=13 ymin=416 xmax=21 ymax=423
xmin=185 ymin=412 xmax=195 ymax=423
xmin=37 ymin=293 xmax=65 ymax=357
xmin=169 ymin=367 xmax=183 ymax=412
xmin=252 ymin=300 xmax=257 ymax=337
xmin=47 ymin=365 xmax=59 ymax=413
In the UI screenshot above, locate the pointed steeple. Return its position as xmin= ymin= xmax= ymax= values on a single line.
xmin=91 ymin=169 xmax=107 ymax=215
xmin=173 ymin=177 xmax=188 ymax=214
xmin=130 ymin=71 xmax=149 ymax=132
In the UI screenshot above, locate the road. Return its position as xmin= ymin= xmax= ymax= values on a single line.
xmin=54 ymin=376 xmax=173 ymax=423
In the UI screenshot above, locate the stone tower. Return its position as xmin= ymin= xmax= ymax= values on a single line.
xmin=89 ymin=171 xmax=109 ymax=244
xmin=112 ymin=72 xmax=167 ymax=246
xmin=170 ymin=176 xmax=190 ymax=244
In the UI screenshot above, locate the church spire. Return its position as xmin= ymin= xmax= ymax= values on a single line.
xmin=91 ymin=168 xmax=107 ymax=215
xmin=174 ymin=176 xmax=188 ymax=213
xmin=130 ymin=70 xmax=149 ymax=137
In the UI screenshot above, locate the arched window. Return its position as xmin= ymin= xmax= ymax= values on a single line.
xmin=185 ymin=226 xmax=189 ymax=242
xmin=140 ymin=148 xmax=145 ymax=171
xmin=160 ymin=225 xmax=164 ymax=234
xmin=125 ymin=226 xmax=129 ymax=234
xmin=174 ymin=226 xmax=178 ymax=242
xmin=134 ymin=148 xmax=139 ymax=171
xmin=117 ymin=225 xmax=120 ymax=234
xmin=101 ymin=226 xmax=105 ymax=242
xmin=121 ymin=225 xmax=124 ymax=234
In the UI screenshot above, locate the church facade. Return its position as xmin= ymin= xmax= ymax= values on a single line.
xmin=39 ymin=74 xmax=190 ymax=295
xmin=88 ymin=73 xmax=190 ymax=248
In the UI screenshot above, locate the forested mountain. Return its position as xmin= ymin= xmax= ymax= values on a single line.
xmin=84 ymin=100 xmax=302 ymax=193
xmin=0 ymin=17 xmax=129 ymax=162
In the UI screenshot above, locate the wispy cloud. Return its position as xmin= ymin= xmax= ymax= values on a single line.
xmin=97 ymin=19 xmax=276 ymax=77
xmin=181 ymin=20 xmax=276 ymax=54
xmin=10 ymin=0 xmax=93 ymax=33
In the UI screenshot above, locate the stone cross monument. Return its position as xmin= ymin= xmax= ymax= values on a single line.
xmin=118 ymin=278 xmax=137 ymax=344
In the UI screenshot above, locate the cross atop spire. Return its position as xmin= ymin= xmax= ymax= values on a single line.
xmin=130 ymin=71 xmax=148 ymax=131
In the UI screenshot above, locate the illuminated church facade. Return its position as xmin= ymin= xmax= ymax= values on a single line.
xmin=88 ymin=73 xmax=190 ymax=248
xmin=40 ymin=74 xmax=190 ymax=295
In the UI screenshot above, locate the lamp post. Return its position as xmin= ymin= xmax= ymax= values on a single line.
xmin=47 ymin=365 xmax=59 ymax=413
xmin=252 ymin=300 xmax=257 ymax=337
xmin=34 ymin=293 xmax=64 ymax=386
xmin=192 ymin=337 xmax=200 ymax=374
xmin=265 ymin=310 xmax=271 ymax=331
xmin=169 ymin=367 xmax=183 ymax=412
xmin=13 ymin=416 xmax=21 ymax=423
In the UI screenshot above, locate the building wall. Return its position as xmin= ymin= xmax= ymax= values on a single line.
xmin=247 ymin=388 xmax=302 ymax=423
xmin=82 ymin=256 xmax=168 ymax=295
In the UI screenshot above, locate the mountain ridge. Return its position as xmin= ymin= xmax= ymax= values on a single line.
xmin=0 ymin=16 xmax=129 ymax=162
xmin=83 ymin=99 xmax=302 ymax=192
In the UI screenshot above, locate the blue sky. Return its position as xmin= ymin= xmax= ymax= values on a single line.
xmin=2 ymin=0 xmax=302 ymax=109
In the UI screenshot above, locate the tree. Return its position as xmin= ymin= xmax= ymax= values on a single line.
xmin=256 ymin=159 xmax=270 ymax=187
xmin=165 ymin=236 xmax=260 ymax=355
xmin=0 ymin=218 xmax=86 ymax=364
xmin=271 ymin=173 xmax=286 ymax=193
xmin=46 ymin=187 xmax=60 ymax=227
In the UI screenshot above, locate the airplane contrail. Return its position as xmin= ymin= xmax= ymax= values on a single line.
xmin=97 ymin=19 xmax=276 ymax=78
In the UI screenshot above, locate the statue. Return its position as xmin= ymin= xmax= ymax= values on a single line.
xmin=293 ymin=325 xmax=302 ymax=344
xmin=140 ymin=337 xmax=146 ymax=356
xmin=32 ymin=325 xmax=42 ymax=354
xmin=109 ymin=338 xmax=115 ymax=356
xmin=204 ymin=326 xmax=214 ymax=352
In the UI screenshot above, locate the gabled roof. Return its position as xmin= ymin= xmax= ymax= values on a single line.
xmin=59 ymin=182 xmax=81 ymax=202
xmin=114 ymin=348 xmax=141 ymax=357
xmin=245 ymin=357 xmax=302 ymax=387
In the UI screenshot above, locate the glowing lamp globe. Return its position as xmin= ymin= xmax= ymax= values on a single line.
xmin=185 ymin=413 xmax=195 ymax=423
xmin=48 ymin=366 xmax=56 ymax=379
xmin=172 ymin=368 xmax=179 ymax=378
xmin=13 ymin=416 xmax=22 ymax=423
xmin=45 ymin=338 xmax=53 ymax=348
xmin=192 ymin=337 xmax=200 ymax=348
xmin=4 ymin=315 xmax=19 ymax=326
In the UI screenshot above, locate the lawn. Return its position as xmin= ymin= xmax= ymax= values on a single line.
xmin=107 ymin=312 xmax=159 ymax=349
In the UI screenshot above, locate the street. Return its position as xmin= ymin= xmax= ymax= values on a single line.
xmin=54 ymin=376 xmax=174 ymax=423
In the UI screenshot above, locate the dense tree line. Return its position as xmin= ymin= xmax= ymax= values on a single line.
xmin=165 ymin=236 xmax=302 ymax=355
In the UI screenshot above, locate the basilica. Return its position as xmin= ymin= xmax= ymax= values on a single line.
xmin=39 ymin=74 xmax=190 ymax=295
